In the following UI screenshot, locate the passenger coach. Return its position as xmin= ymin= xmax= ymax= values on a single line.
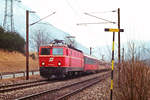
xmin=84 ymin=55 xmax=99 ymax=73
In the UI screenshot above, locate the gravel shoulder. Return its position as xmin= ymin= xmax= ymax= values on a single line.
xmin=68 ymin=77 xmax=110 ymax=100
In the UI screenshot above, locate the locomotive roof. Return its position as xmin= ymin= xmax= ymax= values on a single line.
xmin=40 ymin=44 xmax=83 ymax=53
xmin=68 ymin=45 xmax=83 ymax=53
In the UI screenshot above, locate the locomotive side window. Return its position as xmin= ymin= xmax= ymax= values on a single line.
xmin=41 ymin=48 xmax=50 ymax=55
xmin=53 ymin=48 xmax=63 ymax=55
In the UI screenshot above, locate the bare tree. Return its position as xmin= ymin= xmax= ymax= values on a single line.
xmin=104 ymin=44 xmax=118 ymax=62
xmin=114 ymin=41 xmax=150 ymax=100
xmin=30 ymin=29 xmax=53 ymax=52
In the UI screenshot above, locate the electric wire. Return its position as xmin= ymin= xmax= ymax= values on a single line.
xmin=90 ymin=9 xmax=117 ymax=14
xmin=77 ymin=22 xmax=115 ymax=25
xmin=84 ymin=12 xmax=116 ymax=24
xmin=65 ymin=0 xmax=79 ymax=17
xmin=30 ymin=12 xmax=56 ymax=26
xmin=64 ymin=0 xmax=83 ymax=39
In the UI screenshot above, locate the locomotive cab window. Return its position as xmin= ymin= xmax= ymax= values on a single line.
xmin=52 ymin=48 xmax=63 ymax=55
xmin=41 ymin=48 xmax=50 ymax=55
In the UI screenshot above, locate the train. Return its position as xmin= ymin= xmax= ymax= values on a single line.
xmin=39 ymin=40 xmax=108 ymax=78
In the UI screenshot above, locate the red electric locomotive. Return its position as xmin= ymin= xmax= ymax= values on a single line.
xmin=39 ymin=43 xmax=84 ymax=78
xmin=39 ymin=40 xmax=100 ymax=78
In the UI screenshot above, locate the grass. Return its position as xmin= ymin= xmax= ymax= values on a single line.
xmin=0 ymin=49 xmax=39 ymax=72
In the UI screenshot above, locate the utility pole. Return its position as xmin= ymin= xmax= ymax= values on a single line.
xmin=122 ymin=48 xmax=124 ymax=63
xmin=26 ymin=10 xmax=29 ymax=80
xmin=102 ymin=55 xmax=104 ymax=61
xmin=25 ymin=11 xmax=56 ymax=80
xmin=90 ymin=47 xmax=92 ymax=55
xmin=118 ymin=8 xmax=121 ymax=85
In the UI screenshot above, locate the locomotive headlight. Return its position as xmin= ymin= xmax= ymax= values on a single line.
xmin=41 ymin=62 xmax=45 ymax=66
xmin=58 ymin=62 xmax=61 ymax=66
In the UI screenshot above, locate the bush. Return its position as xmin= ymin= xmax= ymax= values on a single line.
xmin=0 ymin=26 xmax=4 ymax=33
xmin=30 ymin=53 xmax=36 ymax=60
xmin=0 ymin=27 xmax=25 ymax=54
xmin=114 ymin=61 xmax=150 ymax=100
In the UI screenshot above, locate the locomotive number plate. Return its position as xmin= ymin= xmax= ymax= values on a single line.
xmin=49 ymin=58 xmax=54 ymax=62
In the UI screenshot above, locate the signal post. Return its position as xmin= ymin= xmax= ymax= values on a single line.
xmin=104 ymin=28 xmax=124 ymax=100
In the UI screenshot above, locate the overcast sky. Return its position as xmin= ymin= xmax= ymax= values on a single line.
xmin=22 ymin=0 xmax=150 ymax=48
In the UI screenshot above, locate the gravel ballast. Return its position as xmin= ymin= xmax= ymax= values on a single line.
xmin=0 ymin=72 xmax=110 ymax=100
xmin=68 ymin=77 xmax=110 ymax=100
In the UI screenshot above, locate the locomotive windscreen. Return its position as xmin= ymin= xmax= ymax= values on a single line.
xmin=41 ymin=48 xmax=50 ymax=55
xmin=52 ymin=48 xmax=63 ymax=55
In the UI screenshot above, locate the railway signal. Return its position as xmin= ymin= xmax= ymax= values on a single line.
xmin=104 ymin=28 xmax=124 ymax=100
xmin=104 ymin=28 xmax=124 ymax=32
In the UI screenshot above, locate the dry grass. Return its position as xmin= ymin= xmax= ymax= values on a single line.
xmin=0 ymin=75 xmax=42 ymax=84
xmin=0 ymin=49 xmax=39 ymax=72
xmin=114 ymin=61 xmax=150 ymax=100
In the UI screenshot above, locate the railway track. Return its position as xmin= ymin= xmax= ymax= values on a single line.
xmin=0 ymin=68 xmax=110 ymax=93
xmin=0 ymin=79 xmax=53 ymax=93
xmin=17 ymin=72 xmax=110 ymax=100
xmin=0 ymin=79 xmax=46 ymax=89
xmin=0 ymin=74 xmax=97 ymax=93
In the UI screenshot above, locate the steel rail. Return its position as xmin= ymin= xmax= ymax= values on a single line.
xmin=56 ymin=74 xmax=109 ymax=100
xmin=0 ymin=79 xmax=55 ymax=93
xmin=0 ymin=79 xmax=47 ymax=89
xmin=17 ymin=72 xmax=110 ymax=100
